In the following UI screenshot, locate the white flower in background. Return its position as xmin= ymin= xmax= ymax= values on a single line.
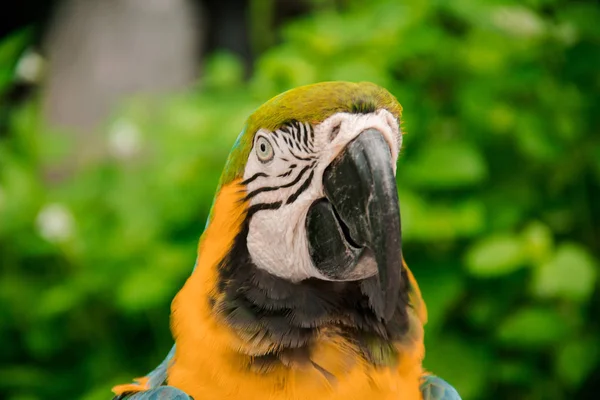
xmin=16 ymin=50 xmax=45 ymax=83
xmin=108 ymin=118 xmax=142 ymax=159
xmin=491 ymin=6 xmax=545 ymax=39
xmin=36 ymin=203 xmax=75 ymax=243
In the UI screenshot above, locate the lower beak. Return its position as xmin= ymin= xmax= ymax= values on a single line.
xmin=306 ymin=129 xmax=402 ymax=321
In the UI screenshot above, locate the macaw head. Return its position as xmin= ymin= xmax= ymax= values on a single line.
xmin=210 ymin=81 xmax=404 ymax=321
xmin=115 ymin=82 xmax=451 ymax=400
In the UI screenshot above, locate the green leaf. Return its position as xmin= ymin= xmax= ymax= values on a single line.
xmin=593 ymin=144 xmax=600 ymax=182
xmin=466 ymin=298 xmax=497 ymax=329
xmin=116 ymin=268 xmax=175 ymax=312
xmin=496 ymin=360 xmax=535 ymax=385
xmin=422 ymin=336 xmax=491 ymax=400
xmin=514 ymin=113 xmax=561 ymax=161
xmin=558 ymin=3 xmax=600 ymax=40
xmin=531 ymin=243 xmax=598 ymax=302
xmin=36 ymin=285 xmax=82 ymax=320
xmin=404 ymin=141 xmax=488 ymax=189
xmin=555 ymin=338 xmax=599 ymax=387
xmin=400 ymin=191 xmax=485 ymax=241
xmin=203 ymin=51 xmax=245 ymax=90
xmin=497 ymin=307 xmax=569 ymax=348
xmin=521 ymin=221 xmax=554 ymax=264
xmin=465 ymin=234 xmax=526 ymax=277
xmin=490 ymin=6 xmax=546 ymax=39
xmin=412 ymin=263 xmax=464 ymax=333
xmin=0 ymin=27 xmax=32 ymax=94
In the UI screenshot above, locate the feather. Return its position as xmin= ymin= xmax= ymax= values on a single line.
xmin=113 ymin=386 xmax=192 ymax=400
xmin=420 ymin=374 xmax=462 ymax=400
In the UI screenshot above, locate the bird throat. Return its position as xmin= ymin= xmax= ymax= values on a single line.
xmin=168 ymin=181 xmax=413 ymax=396
xmin=212 ymin=204 xmax=412 ymax=372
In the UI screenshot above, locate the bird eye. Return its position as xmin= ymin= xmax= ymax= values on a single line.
xmin=256 ymin=136 xmax=274 ymax=163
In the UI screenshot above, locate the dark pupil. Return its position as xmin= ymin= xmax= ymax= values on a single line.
xmin=260 ymin=143 xmax=266 ymax=153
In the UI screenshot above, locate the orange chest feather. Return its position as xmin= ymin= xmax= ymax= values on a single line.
xmin=167 ymin=181 xmax=424 ymax=400
xmin=169 ymin=265 xmax=424 ymax=400
xmin=168 ymin=308 xmax=424 ymax=400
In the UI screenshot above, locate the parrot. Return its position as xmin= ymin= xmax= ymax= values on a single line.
xmin=111 ymin=81 xmax=461 ymax=400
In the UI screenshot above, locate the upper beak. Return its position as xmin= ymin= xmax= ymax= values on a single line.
xmin=306 ymin=128 xmax=402 ymax=321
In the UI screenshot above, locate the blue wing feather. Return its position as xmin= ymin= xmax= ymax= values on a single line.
xmin=420 ymin=374 xmax=462 ymax=400
xmin=145 ymin=344 xmax=176 ymax=388
xmin=113 ymin=345 xmax=183 ymax=399
xmin=114 ymin=386 xmax=192 ymax=399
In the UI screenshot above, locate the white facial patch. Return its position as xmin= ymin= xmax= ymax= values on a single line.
xmin=242 ymin=110 xmax=402 ymax=282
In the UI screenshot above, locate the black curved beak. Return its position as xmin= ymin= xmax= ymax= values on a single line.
xmin=306 ymin=129 xmax=402 ymax=321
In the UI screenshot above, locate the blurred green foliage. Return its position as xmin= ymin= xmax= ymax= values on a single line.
xmin=1 ymin=0 xmax=600 ymax=399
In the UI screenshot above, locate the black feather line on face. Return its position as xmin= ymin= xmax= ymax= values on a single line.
xmin=277 ymin=164 xmax=297 ymax=178
xmin=298 ymin=123 xmax=314 ymax=154
xmin=298 ymin=122 xmax=305 ymax=146
xmin=286 ymin=170 xmax=314 ymax=204
xmin=276 ymin=121 xmax=316 ymax=156
xmin=245 ymin=165 xmax=311 ymax=200
xmin=213 ymin=204 xmax=411 ymax=370
xmin=289 ymin=152 xmax=314 ymax=161
xmin=293 ymin=123 xmax=301 ymax=144
xmin=242 ymin=172 xmax=269 ymax=185
xmin=302 ymin=123 xmax=310 ymax=149
xmin=272 ymin=139 xmax=282 ymax=151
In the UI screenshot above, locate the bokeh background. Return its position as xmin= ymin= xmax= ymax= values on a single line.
xmin=1 ymin=0 xmax=599 ymax=399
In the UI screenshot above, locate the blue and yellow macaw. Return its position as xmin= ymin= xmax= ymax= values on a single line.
xmin=112 ymin=82 xmax=461 ymax=400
